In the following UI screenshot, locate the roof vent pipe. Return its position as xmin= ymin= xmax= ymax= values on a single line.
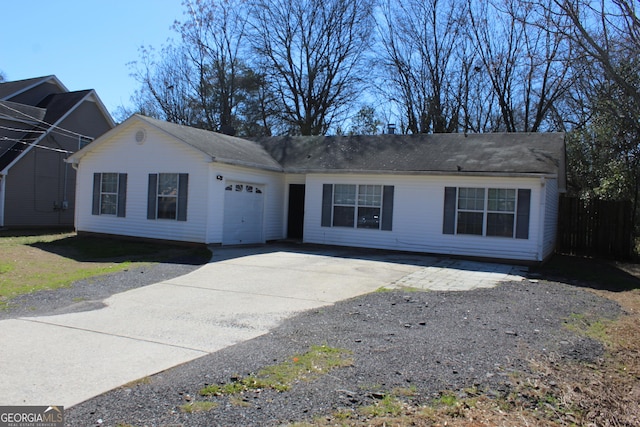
xmin=387 ymin=123 xmax=396 ymax=135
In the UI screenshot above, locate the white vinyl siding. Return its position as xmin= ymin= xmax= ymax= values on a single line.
xmin=75 ymin=124 xmax=209 ymax=243
xmin=304 ymin=174 xmax=543 ymax=262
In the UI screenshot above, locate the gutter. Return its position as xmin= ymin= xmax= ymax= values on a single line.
xmin=0 ymin=174 xmax=4 ymax=227
xmin=211 ymin=157 xmax=284 ymax=173
xmin=289 ymin=169 xmax=559 ymax=179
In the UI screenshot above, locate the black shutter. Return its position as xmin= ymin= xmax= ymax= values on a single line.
xmin=177 ymin=173 xmax=189 ymax=221
xmin=147 ymin=174 xmax=157 ymax=220
xmin=117 ymin=173 xmax=127 ymax=218
xmin=443 ymin=187 xmax=457 ymax=234
xmin=381 ymin=186 xmax=394 ymax=231
xmin=92 ymin=173 xmax=101 ymax=215
xmin=321 ymin=184 xmax=333 ymax=227
xmin=516 ymin=189 xmax=531 ymax=239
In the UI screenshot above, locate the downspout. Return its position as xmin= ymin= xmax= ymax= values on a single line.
xmin=0 ymin=174 xmax=5 ymax=228
xmin=537 ymin=177 xmax=547 ymax=262
xmin=70 ymin=161 xmax=79 ymax=232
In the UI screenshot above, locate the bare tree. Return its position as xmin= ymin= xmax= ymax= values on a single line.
xmin=467 ymin=0 xmax=572 ymax=132
xmin=379 ymin=0 xmax=471 ymax=134
xmin=543 ymin=0 xmax=640 ymax=109
xmin=249 ymin=0 xmax=375 ymax=135
xmin=175 ymin=0 xmax=250 ymax=132
xmin=129 ymin=44 xmax=199 ymax=126
xmin=537 ymin=0 xmax=640 ymax=221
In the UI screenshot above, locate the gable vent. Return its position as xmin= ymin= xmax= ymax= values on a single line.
xmin=135 ymin=129 xmax=146 ymax=144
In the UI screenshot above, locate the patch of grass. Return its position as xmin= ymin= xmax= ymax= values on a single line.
xmin=229 ymin=396 xmax=252 ymax=407
xmin=0 ymin=230 xmax=210 ymax=305
xmin=332 ymin=408 xmax=354 ymax=420
xmin=360 ymin=395 xmax=403 ymax=417
xmin=0 ymin=262 xmax=14 ymax=274
xmin=391 ymin=385 xmax=418 ymax=397
xmin=179 ymin=401 xmax=218 ymax=413
xmin=564 ymin=312 xmax=612 ymax=344
xmin=435 ymin=391 xmax=458 ymax=407
xmin=200 ymin=345 xmax=352 ymax=396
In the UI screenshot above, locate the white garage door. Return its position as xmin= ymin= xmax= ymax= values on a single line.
xmin=223 ymin=182 xmax=265 ymax=245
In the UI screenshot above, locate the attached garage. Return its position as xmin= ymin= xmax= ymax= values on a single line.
xmin=223 ymin=182 xmax=265 ymax=245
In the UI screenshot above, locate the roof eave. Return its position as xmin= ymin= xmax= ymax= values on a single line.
xmin=0 ymin=75 xmax=67 ymax=101
xmin=287 ymin=168 xmax=559 ymax=178
xmin=214 ymin=157 xmax=284 ymax=173
xmin=86 ymin=90 xmax=116 ymax=128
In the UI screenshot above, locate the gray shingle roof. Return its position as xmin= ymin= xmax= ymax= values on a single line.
xmin=252 ymin=133 xmax=565 ymax=175
xmin=0 ymin=76 xmax=57 ymax=101
xmin=78 ymin=116 xmax=564 ymax=184
xmin=0 ymin=100 xmax=46 ymax=122
xmin=137 ymin=115 xmax=283 ymax=171
xmin=0 ymin=91 xmax=93 ymax=171
xmin=37 ymin=90 xmax=92 ymax=124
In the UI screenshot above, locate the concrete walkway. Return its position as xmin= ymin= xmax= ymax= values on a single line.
xmin=0 ymin=246 xmax=525 ymax=408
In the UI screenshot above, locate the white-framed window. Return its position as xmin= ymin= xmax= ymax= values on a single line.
xmin=322 ymin=184 xmax=394 ymax=230
xmin=147 ymin=173 xmax=188 ymax=221
xmin=486 ymin=188 xmax=517 ymax=237
xmin=443 ymin=187 xmax=530 ymax=239
xmin=157 ymin=173 xmax=179 ymax=219
xmin=100 ymin=173 xmax=119 ymax=215
xmin=92 ymin=173 xmax=127 ymax=217
xmin=456 ymin=187 xmax=485 ymax=235
xmin=79 ymin=136 xmax=93 ymax=150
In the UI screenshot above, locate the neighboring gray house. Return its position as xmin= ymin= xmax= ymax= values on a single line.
xmin=0 ymin=75 xmax=115 ymax=227
xmin=66 ymin=114 xmax=566 ymax=262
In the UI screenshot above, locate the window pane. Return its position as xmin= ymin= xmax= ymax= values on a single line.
xmin=157 ymin=196 xmax=177 ymax=219
xmin=458 ymin=187 xmax=485 ymax=210
xmin=334 ymin=184 xmax=356 ymax=205
xmin=357 ymin=207 xmax=380 ymax=229
xmin=158 ymin=174 xmax=178 ymax=196
xmin=488 ymin=188 xmax=516 ymax=212
xmin=101 ymin=194 xmax=117 ymax=215
xmin=486 ymin=213 xmax=515 ymax=237
xmin=457 ymin=211 xmax=484 ymax=235
xmin=101 ymin=173 xmax=118 ymax=193
xmin=358 ymin=185 xmax=382 ymax=207
xmin=333 ymin=206 xmax=355 ymax=227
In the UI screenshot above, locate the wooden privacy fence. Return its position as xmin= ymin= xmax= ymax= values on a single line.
xmin=557 ymin=196 xmax=633 ymax=259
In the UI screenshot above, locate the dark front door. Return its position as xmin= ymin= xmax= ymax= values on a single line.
xmin=287 ymin=184 xmax=305 ymax=240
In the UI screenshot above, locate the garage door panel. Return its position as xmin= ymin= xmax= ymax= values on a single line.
xmin=223 ymin=182 xmax=264 ymax=245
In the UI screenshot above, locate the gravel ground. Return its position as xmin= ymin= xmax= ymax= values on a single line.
xmin=46 ymin=260 xmax=622 ymax=427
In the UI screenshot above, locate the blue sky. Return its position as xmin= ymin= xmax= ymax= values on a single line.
xmin=1 ymin=0 xmax=186 ymax=116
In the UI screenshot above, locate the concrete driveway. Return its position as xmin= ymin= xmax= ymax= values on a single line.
xmin=0 ymin=245 xmax=525 ymax=408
